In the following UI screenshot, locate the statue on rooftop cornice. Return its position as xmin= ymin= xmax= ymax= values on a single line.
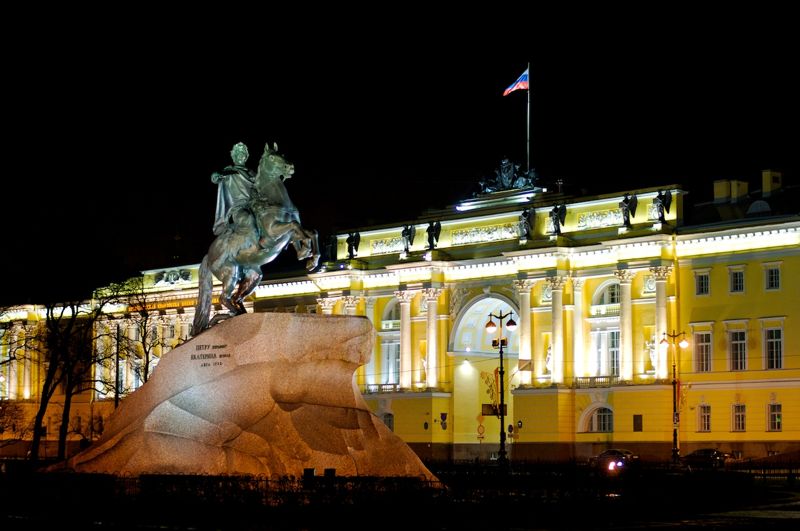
xmin=619 ymin=193 xmax=638 ymax=229
xmin=653 ymin=189 xmax=672 ymax=222
xmin=476 ymin=158 xmax=538 ymax=195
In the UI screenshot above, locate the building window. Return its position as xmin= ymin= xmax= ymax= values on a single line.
xmin=698 ymin=404 xmax=711 ymax=432
xmin=729 ymin=269 xmax=744 ymax=293
xmin=600 ymin=284 xmax=620 ymax=305
xmin=382 ymin=341 xmax=400 ymax=385
xmin=695 ymin=272 xmax=710 ymax=296
xmin=732 ymin=404 xmax=746 ymax=432
xmin=765 ymin=266 xmax=781 ymax=290
xmin=608 ymin=331 xmax=620 ymax=376
xmin=768 ymin=404 xmax=782 ymax=432
xmin=589 ymin=407 xmax=613 ymax=433
xmin=694 ymin=332 xmax=712 ymax=372
xmin=633 ymin=414 xmax=643 ymax=432
xmin=765 ymin=328 xmax=783 ymax=370
xmin=729 ymin=330 xmax=747 ymax=371
xmin=590 ymin=330 xmax=620 ymax=377
xmin=162 ymin=324 xmax=175 ymax=339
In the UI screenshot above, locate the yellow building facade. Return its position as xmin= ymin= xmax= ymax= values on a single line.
xmin=2 ymin=171 xmax=797 ymax=462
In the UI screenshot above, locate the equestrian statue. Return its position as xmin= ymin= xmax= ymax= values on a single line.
xmin=191 ymin=141 xmax=320 ymax=335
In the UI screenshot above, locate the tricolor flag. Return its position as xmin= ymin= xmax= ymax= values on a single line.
xmin=503 ymin=68 xmax=529 ymax=96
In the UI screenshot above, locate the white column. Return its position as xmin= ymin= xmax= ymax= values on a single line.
xmin=571 ymin=277 xmax=585 ymax=377
xmin=513 ymin=279 xmax=534 ymax=385
xmin=651 ymin=266 xmax=672 ymax=379
xmin=317 ymin=297 xmax=338 ymax=315
xmin=615 ymin=269 xmax=635 ymax=381
xmin=364 ymin=297 xmax=376 ymax=386
xmin=548 ymin=276 xmax=567 ymax=384
xmin=394 ymin=290 xmax=414 ymax=389
xmin=423 ymin=287 xmax=443 ymax=389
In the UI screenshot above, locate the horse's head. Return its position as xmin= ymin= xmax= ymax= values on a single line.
xmin=257 ymin=142 xmax=295 ymax=182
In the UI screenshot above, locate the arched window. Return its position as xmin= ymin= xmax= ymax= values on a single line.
xmin=589 ymin=407 xmax=614 ymax=432
xmin=387 ymin=302 xmax=401 ymax=321
xmin=600 ymin=284 xmax=620 ymax=305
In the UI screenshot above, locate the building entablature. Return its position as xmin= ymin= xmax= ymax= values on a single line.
xmin=675 ymin=220 xmax=799 ymax=258
xmin=332 ymin=186 xmax=685 ymax=262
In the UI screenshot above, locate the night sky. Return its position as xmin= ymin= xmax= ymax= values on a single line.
xmin=2 ymin=16 xmax=796 ymax=306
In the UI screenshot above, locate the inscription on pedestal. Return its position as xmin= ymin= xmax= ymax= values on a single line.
xmin=190 ymin=344 xmax=229 ymax=367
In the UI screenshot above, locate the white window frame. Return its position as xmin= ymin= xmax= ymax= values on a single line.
xmin=589 ymin=328 xmax=620 ymax=377
xmin=728 ymin=265 xmax=745 ymax=294
xmin=694 ymin=268 xmax=711 ymax=296
xmin=698 ymin=404 xmax=711 ymax=432
xmin=723 ymin=320 xmax=748 ymax=372
xmin=764 ymin=327 xmax=783 ymax=370
xmin=729 ymin=330 xmax=747 ymax=371
xmin=767 ymin=403 xmax=782 ymax=432
xmin=759 ymin=317 xmax=785 ymax=371
xmin=608 ymin=330 xmax=620 ymax=376
xmin=763 ymin=261 xmax=782 ymax=291
xmin=381 ymin=340 xmax=400 ymax=385
xmin=589 ymin=407 xmax=614 ymax=433
xmin=693 ymin=331 xmax=713 ymax=372
xmin=732 ymin=404 xmax=746 ymax=432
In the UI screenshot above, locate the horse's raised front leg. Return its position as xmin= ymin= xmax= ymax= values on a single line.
xmin=265 ymin=219 xmax=320 ymax=271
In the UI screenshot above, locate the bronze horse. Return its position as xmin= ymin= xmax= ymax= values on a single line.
xmin=192 ymin=143 xmax=319 ymax=335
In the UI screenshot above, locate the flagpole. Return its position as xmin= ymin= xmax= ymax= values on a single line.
xmin=526 ymin=61 xmax=531 ymax=173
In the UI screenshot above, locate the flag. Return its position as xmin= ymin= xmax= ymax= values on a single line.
xmin=503 ymin=68 xmax=529 ymax=96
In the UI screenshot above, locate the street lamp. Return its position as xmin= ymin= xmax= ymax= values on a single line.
xmin=660 ymin=330 xmax=689 ymax=464
xmin=485 ymin=310 xmax=517 ymax=466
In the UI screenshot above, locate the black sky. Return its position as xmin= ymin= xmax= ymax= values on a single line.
xmin=2 ymin=15 xmax=797 ymax=306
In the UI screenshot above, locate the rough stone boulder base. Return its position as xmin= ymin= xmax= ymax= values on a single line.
xmin=64 ymin=313 xmax=435 ymax=480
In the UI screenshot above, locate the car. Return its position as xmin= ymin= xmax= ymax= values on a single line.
xmin=681 ymin=448 xmax=730 ymax=469
xmin=589 ymin=449 xmax=640 ymax=473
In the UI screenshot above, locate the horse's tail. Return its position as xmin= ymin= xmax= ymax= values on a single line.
xmin=191 ymin=255 xmax=213 ymax=336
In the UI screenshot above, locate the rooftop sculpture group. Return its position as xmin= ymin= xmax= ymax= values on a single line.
xmin=477 ymin=158 xmax=538 ymax=195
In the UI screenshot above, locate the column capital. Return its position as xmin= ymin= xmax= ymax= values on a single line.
xmin=570 ymin=276 xmax=585 ymax=290
xmin=342 ymin=295 xmax=359 ymax=310
xmin=614 ymin=269 xmax=636 ymax=283
xmin=547 ymin=275 xmax=568 ymax=291
xmin=513 ymin=279 xmax=534 ymax=294
xmin=316 ymin=297 xmax=338 ymax=312
xmin=394 ymin=290 xmax=415 ymax=304
xmin=422 ymin=287 xmax=443 ymax=303
xmin=649 ymin=265 xmax=673 ymax=281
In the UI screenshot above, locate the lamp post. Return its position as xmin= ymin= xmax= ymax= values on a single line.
xmin=485 ymin=310 xmax=517 ymax=466
xmin=660 ymin=330 xmax=689 ymax=464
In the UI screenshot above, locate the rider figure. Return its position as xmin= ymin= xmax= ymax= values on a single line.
xmin=212 ymin=142 xmax=260 ymax=241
